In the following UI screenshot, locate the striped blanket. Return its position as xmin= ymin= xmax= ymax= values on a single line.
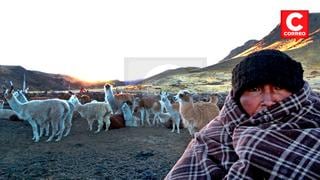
xmin=166 ymin=83 xmax=320 ymax=180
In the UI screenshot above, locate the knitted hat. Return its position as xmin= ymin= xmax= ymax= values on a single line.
xmin=232 ymin=49 xmax=304 ymax=100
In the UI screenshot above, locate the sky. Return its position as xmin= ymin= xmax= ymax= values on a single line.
xmin=0 ymin=0 xmax=318 ymax=82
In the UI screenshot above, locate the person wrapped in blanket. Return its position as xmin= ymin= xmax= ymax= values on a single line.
xmin=165 ymin=49 xmax=320 ymax=180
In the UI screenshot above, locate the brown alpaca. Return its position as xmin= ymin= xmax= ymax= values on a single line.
xmin=132 ymin=96 xmax=159 ymax=126
xmin=176 ymin=90 xmax=220 ymax=136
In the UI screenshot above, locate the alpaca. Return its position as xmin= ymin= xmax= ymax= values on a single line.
xmin=132 ymin=96 xmax=159 ymax=126
xmin=69 ymin=95 xmax=112 ymax=133
xmin=121 ymin=102 xmax=138 ymax=127
xmin=4 ymin=86 xmax=70 ymax=142
xmin=13 ymin=90 xmax=51 ymax=137
xmin=151 ymin=101 xmax=165 ymax=126
xmin=104 ymin=83 xmax=134 ymax=113
xmin=175 ymin=90 xmax=220 ymax=136
xmin=160 ymin=92 xmax=181 ymax=133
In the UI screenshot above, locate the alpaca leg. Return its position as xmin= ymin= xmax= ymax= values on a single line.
xmin=88 ymin=120 xmax=93 ymax=131
xmin=57 ymin=112 xmax=67 ymax=137
xmin=155 ymin=114 xmax=160 ymax=127
xmin=64 ymin=125 xmax=71 ymax=137
xmin=29 ymin=120 xmax=39 ymax=142
xmin=105 ymin=120 xmax=111 ymax=131
xmin=104 ymin=116 xmax=111 ymax=132
xmin=171 ymin=120 xmax=175 ymax=132
xmin=140 ymin=109 xmax=145 ymax=126
xmin=155 ymin=115 xmax=159 ymax=127
xmin=95 ymin=119 xmax=103 ymax=133
xmin=64 ymin=122 xmax=71 ymax=137
xmin=187 ymin=126 xmax=194 ymax=136
xmin=104 ymin=115 xmax=111 ymax=131
xmin=157 ymin=114 xmax=161 ymax=126
xmin=39 ymin=125 xmax=44 ymax=137
xmin=145 ymin=110 xmax=151 ymax=126
xmin=188 ymin=127 xmax=192 ymax=135
xmin=176 ymin=118 xmax=180 ymax=134
xmin=158 ymin=116 xmax=162 ymax=125
xmin=64 ymin=114 xmax=73 ymax=136
xmin=47 ymin=122 xmax=58 ymax=142
xmin=55 ymin=128 xmax=61 ymax=136
xmin=31 ymin=126 xmax=36 ymax=140
xmin=153 ymin=114 xmax=157 ymax=126
xmin=45 ymin=123 xmax=50 ymax=136
xmin=56 ymin=123 xmax=63 ymax=136
xmin=56 ymin=118 xmax=65 ymax=141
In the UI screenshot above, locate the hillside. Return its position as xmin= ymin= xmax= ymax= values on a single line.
xmin=204 ymin=13 xmax=320 ymax=70
xmin=141 ymin=13 xmax=320 ymax=93
xmin=142 ymin=67 xmax=200 ymax=85
xmin=0 ymin=65 xmax=90 ymax=91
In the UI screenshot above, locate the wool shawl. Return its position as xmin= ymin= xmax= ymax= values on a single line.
xmin=166 ymin=82 xmax=320 ymax=180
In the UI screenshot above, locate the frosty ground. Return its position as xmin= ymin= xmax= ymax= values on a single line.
xmin=0 ymin=116 xmax=191 ymax=179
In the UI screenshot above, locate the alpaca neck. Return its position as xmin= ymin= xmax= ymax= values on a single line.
xmin=7 ymin=95 xmax=23 ymax=114
xmin=179 ymin=101 xmax=193 ymax=114
xmin=67 ymin=101 xmax=75 ymax=112
xmin=163 ymin=99 xmax=174 ymax=114
xmin=16 ymin=92 xmax=28 ymax=103
xmin=124 ymin=108 xmax=134 ymax=121
xmin=74 ymin=103 xmax=86 ymax=117
xmin=105 ymin=89 xmax=117 ymax=112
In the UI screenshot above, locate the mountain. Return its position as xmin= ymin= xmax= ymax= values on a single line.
xmin=142 ymin=67 xmax=200 ymax=84
xmin=0 ymin=65 xmax=86 ymax=91
xmin=221 ymin=40 xmax=259 ymax=61
xmin=207 ymin=13 xmax=320 ymax=71
xmin=0 ymin=65 xmax=130 ymax=91
xmin=141 ymin=13 xmax=320 ymax=92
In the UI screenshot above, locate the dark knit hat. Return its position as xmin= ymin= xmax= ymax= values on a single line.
xmin=232 ymin=49 xmax=304 ymax=100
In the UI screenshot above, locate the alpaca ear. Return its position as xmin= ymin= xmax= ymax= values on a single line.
xmin=8 ymin=81 xmax=14 ymax=93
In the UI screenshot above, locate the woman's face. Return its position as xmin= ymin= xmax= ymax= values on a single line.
xmin=239 ymin=84 xmax=292 ymax=116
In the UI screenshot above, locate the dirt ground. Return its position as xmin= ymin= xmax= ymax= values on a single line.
xmin=0 ymin=116 xmax=191 ymax=179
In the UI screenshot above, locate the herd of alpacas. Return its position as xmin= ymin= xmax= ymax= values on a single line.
xmin=0 ymin=82 xmax=220 ymax=142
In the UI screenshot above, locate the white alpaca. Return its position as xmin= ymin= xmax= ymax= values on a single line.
xmin=13 ymin=90 xmax=52 ymax=137
xmin=69 ymin=95 xmax=113 ymax=133
xmin=104 ymin=83 xmax=134 ymax=114
xmin=14 ymin=90 xmax=76 ymax=138
xmin=175 ymin=90 xmax=220 ymax=136
xmin=62 ymin=98 xmax=76 ymax=137
xmin=4 ymin=86 xmax=70 ymax=142
xmin=160 ymin=92 xmax=181 ymax=133
xmin=121 ymin=102 xmax=138 ymax=127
